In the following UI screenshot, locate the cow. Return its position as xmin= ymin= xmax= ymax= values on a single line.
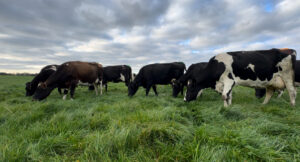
xmin=172 ymin=62 xmax=208 ymax=97
xmin=102 ymin=65 xmax=132 ymax=92
xmin=87 ymin=65 xmax=133 ymax=92
xmin=128 ymin=62 xmax=186 ymax=96
xmin=184 ymin=48 xmax=297 ymax=107
xmin=25 ymin=65 xmax=66 ymax=96
xmin=255 ymin=60 xmax=300 ymax=98
xmin=33 ymin=61 xmax=103 ymax=101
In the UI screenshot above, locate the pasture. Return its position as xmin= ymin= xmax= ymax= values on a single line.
xmin=0 ymin=75 xmax=300 ymax=161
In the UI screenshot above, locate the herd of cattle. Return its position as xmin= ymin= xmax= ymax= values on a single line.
xmin=25 ymin=48 xmax=298 ymax=107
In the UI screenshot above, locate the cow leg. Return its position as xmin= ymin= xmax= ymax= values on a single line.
xmin=58 ymin=88 xmax=62 ymax=94
xmin=105 ymin=83 xmax=108 ymax=92
xmin=228 ymin=91 xmax=233 ymax=105
xmin=62 ymin=89 xmax=68 ymax=100
xmin=145 ymin=86 xmax=151 ymax=96
xmin=286 ymin=83 xmax=297 ymax=106
xmin=263 ymin=88 xmax=274 ymax=104
xmin=93 ymin=83 xmax=98 ymax=96
xmin=70 ymin=83 xmax=77 ymax=100
xmin=222 ymin=79 xmax=235 ymax=107
xmin=277 ymin=89 xmax=284 ymax=98
xmin=280 ymin=65 xmax=297 ymax=106
xmin=100 ymin=80 xmax=103 ymax=95
xmin=152 ymin=85 xmax=158 ymax=96
xmin=279 ymin=77 xmax=296 ymax=106
xmin=180 ymin=85 xmax=184 ymax=96
xmin=281 ymin=76 xmax=296 ymax=106
xmin=196 ymin=90 xmax=203 ymax=98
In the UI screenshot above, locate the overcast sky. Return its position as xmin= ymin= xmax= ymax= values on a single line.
xmin=0 ymin=0 xmax=300 ymax=73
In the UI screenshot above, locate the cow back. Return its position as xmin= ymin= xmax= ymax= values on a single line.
xmin=139 ymin=62 xmax=185 ymax=85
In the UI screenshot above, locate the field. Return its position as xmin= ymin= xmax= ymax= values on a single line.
xmin=0 ymin=75 xmax=300 ymax=161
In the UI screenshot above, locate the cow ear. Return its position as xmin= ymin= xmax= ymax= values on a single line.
xmin=171 ymin=79 xmax=176 ymax=84
xmin=38 ymin=82 xmax=47 ymax=89
xmin=279 ymin=48 xmax=293 ymax=55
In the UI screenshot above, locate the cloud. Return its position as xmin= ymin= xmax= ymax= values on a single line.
xmin=0 ymin=0 xmax=300 ymax=73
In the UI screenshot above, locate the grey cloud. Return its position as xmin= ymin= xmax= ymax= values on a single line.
xmin=0 ymin=0 xmax=300 ymax=73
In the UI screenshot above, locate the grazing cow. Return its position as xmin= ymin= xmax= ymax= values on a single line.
xmin=172 ymin=62 xmax=208 ymax=97
xmin=25 ymin=65 xmax=66 ymax=96
xmin=128 ymin=62 xmax=186 ymax=96
xmin=87 ymin=65 xmax=133 ymax=92
xmin=255 ymin=60 xmax=300 ymax=98
xmin=33 ymin=61 xmax=103 ymax=101
xmin=184 ymin=48 xmax=297 ymax=107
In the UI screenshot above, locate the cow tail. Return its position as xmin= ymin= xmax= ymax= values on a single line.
xmin=292 ymin=50 xmax=297 ymax=83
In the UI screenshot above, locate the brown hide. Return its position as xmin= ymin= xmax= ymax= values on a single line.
xmin=45 ymin=61 xmax=103 ymax=87
xmin=279 ymin=48 xmax=296 ymax=55
xmin=33 ymin=61 xmax=103 ymax=100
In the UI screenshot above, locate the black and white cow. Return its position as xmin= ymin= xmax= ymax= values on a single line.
xmin=172 ymin=62 xmax=208 ymax=97
xmin=184 ymin=48 xmax=297 ymax=107
xmin=25 ymin=65 xmax=66 ymax=96
xmin=33 ymin=61 xmax=103 ymax=101
xmin=128 ymin=62 xmax=186 ymax=96
xmin=255 ymin=60 xmax=300 ymax=98
xmin=88 ymin=65 xmax=133 ymax=92
xmin=102 ymin=65 xmax=132 ymax=92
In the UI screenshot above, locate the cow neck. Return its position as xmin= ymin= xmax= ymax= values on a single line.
xmin=133 ymin=73 xmax=142 ymax=86
xmin=30 ymin=73 xmax=44 ymax=88
xmin=44 ymin=73 xmax=59 ymax=87
xmin=179 ymin=72 xmax=191 ymax=84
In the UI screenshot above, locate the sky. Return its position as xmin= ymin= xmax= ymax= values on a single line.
xmin=0 ymin=0 xmax=300 ymax=73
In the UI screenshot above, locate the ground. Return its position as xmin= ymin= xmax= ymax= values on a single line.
xmin=0 ymin=75 xmax=299 ymax=161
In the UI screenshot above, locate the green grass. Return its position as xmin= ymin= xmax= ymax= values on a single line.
xmin=0 ymin=75 xmax=300 ymax=161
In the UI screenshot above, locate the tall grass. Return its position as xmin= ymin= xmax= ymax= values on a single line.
xmin=0 ymin=75 xmax=299 ymax=161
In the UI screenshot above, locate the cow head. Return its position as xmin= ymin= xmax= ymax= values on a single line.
xmin=32 ymin=83 xmax=55 ymax=101
xmin=171 ymin=79 xmax=182 ymax=97
xmin=25 ymin=82 xmax=34 ymax=96
xmin=128 ymin=82 xmax=139 ymax=96
xmin=184 ymin=79 xmax=201 ymax=102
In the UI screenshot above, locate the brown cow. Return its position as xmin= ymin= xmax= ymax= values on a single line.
xmin=33 ymin=61 xmax=103 ymax=100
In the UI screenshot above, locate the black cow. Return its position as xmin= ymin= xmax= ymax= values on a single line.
xmin=172 ymin=62 xmax=208 ymax=97
xmin=255 ymin=60 xmax=300 ymax=98
xmin=25 ymin=65 xmax=65 ymax=96
xmin=185 ymin=48 xmax=297 ymax=107
xmin=88 ymin=65 xmax=133 ymax=92
xmin=33 ymin=61 xmax=103 ymax=101
xmin=128 ymin=62 xmax=186 ymax=96
xmin=102 ymin=65 xmax=132 ymax=92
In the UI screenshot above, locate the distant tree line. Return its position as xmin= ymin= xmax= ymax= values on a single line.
xmin=0 ymin=72 xmax=37 ymax=76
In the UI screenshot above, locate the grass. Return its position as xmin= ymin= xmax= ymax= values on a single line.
xmin=0 ymin=75 xmax=299 ymax=161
